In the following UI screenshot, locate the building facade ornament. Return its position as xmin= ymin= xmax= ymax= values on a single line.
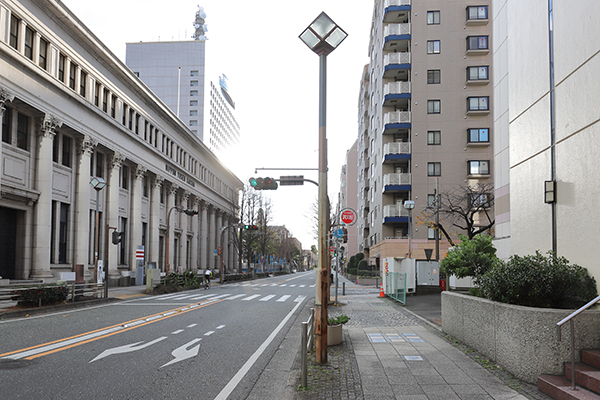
xmin=135 ymin=165 xmax=147 ymax=180
xmin=78 ymin=135 xmax=97 ymax=156
xmin=0 ymin=87 xmax=15 ymax=117
xmin=36 ymin=114 xmax=63 ymax=138
xmin=154 ymin=175 xmax=165 ymax=188
xmin=111 ymin=152 xmax=126 ymax=169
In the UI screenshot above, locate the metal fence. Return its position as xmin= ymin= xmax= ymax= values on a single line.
xmin=300 ymin=308 xmax=315 ymax=388
xmin=1 ymin=282 xmax=106 ymax=307
xmin=386 ymin=272 xmax=407 ymax=305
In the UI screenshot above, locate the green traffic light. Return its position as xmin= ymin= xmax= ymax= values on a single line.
xmin=249 ymin=177 xmax=258 ymax=187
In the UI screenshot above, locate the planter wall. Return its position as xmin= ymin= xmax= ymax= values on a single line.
xmin=442 ymin=291 xmax=600 ymax=383
xmin=328 ymin=324 xmax=343 ymax=346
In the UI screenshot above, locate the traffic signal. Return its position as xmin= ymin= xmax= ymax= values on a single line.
xmin=217 ymin=248 xmax=222 ymax=256
xmin=112 ymin=231 xmax=123 ymax=245
xmin=183 ymin=209 xmax=198 ymax=216
xmin=279 ymin=175 xmax=304 ymax=186
xmin=248 ymin=177 xmax=278 ymax=190
xmin=244 ymin=224 xmax=258 ymax=230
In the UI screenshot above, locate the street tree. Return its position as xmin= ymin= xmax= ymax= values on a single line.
xmin=418 ymin=182 xmax=495 ymax=246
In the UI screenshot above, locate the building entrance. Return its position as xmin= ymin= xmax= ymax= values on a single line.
xmin=0 ymin=206 xmax=18 ymax=279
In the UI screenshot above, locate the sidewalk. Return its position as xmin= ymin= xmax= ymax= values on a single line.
xmin=288 ymin=275 xmax=551 ymax=400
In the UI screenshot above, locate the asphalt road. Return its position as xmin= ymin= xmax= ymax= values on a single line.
xmin=0 ymin=271 xmax=316 ymax=399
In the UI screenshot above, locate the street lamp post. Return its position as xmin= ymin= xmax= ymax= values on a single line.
xmin=404 ymin=200 xmax=415 ymax=258
xmin=300 ymin=12 xmax=347 ymax=365
xmin=165 ymin=206 xmax=198 ymax=275
xmin=90 ymin=177 xmax=106 ymax=296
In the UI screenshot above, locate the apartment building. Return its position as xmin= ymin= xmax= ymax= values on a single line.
xmin=493 ymin=0 xmax=600 ymax=283
xmin=0 ymin=0 xmax=242 ymax=283
xmin=357 ymin=0 xmax=493 ymax=266
xmin=338 ymin=139 xmax=359 ymax=259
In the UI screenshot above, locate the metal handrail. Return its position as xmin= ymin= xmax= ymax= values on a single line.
xmin=556 ymin=294 xmax=600 ymax=390
xmin=300 ymin=308 xmax=315 ymax=388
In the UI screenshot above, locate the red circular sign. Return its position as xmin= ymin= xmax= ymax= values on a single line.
xmin=340 ymin=208 xmax=356 ymax=225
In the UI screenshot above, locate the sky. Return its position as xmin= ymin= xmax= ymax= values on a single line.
xmin=61 ymin=0 xmax=374 ymax=249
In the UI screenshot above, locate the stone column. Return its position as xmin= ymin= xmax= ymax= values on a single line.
xmin=209 ymin=207 xmax=216 ymax=269
xmin=200 ymin=202 xmax=208 ymax=270
xmin=107 ymin=152 xmax=125 ymax=281
xmin=191 ymin=197 xmax=200 ymax=271
xmin=149 ymin=175 xmax=164 ymax=268
xmin=216 ymin=210 xmax=223 ymax=273
xmin=222 ymin=215 xmax=229 ymax=274
xmin=166 ymin=183 xmax=178 ymax=273
xmin=0 ymin=88 xmax=15 ymax=190
xmin=74 ymin=135 xmax=97 ymax=268
xmin=179 ymin=191 xmax=190 ymax=270
xmin=31 ymin=114 xmax=62 ymax=279
xmin=129 ymin=165 xmax=146 ymax=271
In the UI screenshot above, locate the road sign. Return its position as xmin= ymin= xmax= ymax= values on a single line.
xmin=340 ymin=208 xmax=357 ymax=226
xmin=136 ymin=246 xmax=145 ymax=261
xmin=334 ymin=228 xmax=343 ymax=238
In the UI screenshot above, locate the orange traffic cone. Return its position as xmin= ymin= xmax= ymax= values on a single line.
xmin=379 ymin=283 xmax=385 ymax=298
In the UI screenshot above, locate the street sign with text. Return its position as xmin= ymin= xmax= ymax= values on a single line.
xmin=340 ymin=208 xmax=357 ymax=226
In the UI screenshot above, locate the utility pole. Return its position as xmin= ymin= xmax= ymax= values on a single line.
xmin=435 ymin=178 xmax=440 ymax=261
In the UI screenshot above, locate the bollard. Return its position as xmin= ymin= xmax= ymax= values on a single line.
xmin=343 ymin=282 xmax=345 ymax=296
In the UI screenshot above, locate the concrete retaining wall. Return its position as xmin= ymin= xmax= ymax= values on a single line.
xmin=442 ymin=291 xmax=600 ymax=383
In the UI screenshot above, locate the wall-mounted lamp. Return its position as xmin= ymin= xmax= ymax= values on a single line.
xmin=544 ymin=180 xmax=556 ymax=203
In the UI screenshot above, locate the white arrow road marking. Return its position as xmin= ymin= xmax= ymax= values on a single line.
xmin=89 ymin=337 xmax=168 ymax=363
xmin=160 ymin=338 xmax=202 ymax=368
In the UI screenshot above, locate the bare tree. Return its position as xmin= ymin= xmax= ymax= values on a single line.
xmin=418 ymin=182 xmax=495 ymax=246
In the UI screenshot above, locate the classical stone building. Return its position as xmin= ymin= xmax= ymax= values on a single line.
xmin=0 ymin=0 xmax=242 ymax=283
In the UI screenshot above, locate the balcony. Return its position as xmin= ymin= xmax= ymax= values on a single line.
xmin=383 ymin=82 xmax=411 ymax=107
xmin=383 ymin=204 xmax=409 ymax=224
xmin=383 ymin=173 xmax=411 ymax=192
xmin=383 ymin=111 xmax=411 ymax=134
xmin=384 ymin=0 xmax=411 ymax=23
xmin=383 ymin=142 xmax=411 ymax=163
xmin=383 ymin=52 xmax=411 ymax=79
xmin=384 ymin=23 xmax=411 ymax=51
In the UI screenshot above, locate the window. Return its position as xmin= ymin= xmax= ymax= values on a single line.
xmin=427 ymin=40 xmax=440 ymax=54
xmin=471 ymin=193 xmax=490 ymax=208
xmin=143 ymin=176 xmax=149 ymax=198
xmin=428 ymin=162 xmax=441 ymax=176
xmin=190 ymin=90 xmax=198 ymax=96
xmin=190 ymin=80 xmax=198 ymax=86
xmin=428 ymin=227 xmax=440 ymax=239
xmin=39 ymin=37 xmax=48 ymax=70
xmin=427 ymin=130 xmax=441 ymax=145
xmin=468 ymin=128 xmax=489 ymax=143
xmin=69 ymin=62 xmax=77 ymax=90
xmin=122 ymin=104 xmax=128 ymax=125
xmin=190 ymin=110 xmax=198 ymax=116
xmin=95 ymin=152 xmax=104 ymax=178
xmin=427 ymin=100 xmax=441 ymax=114
xmin=427 ymin=11 xmax=440 ymax=25
xmin=467 ymin=66 xmax=489 ymax=81
xmin=121 ymin=165 xmax=129 ymax=190
xmin=189 ymin=120 xmax=198 ymax=126
xmin=79 ymin=70 xmax=87 ymax=97
xmin=111 ymin=95 xmax=117 ymax=118
xmin=9 ymin=15 xmax=19 ymax=50
xmin=467 ymin=6 xmax=488 ymax=20
xmin=191 ymin=70 xmax=199 ymax=76
xmin=128 ymin=109 xmax=134 ymax=130
xmin=62 ymin=136 xmax=72 ymax=167
xmin=190 ymin=100 xmax=198 ymax=107
xmin=160 ymin=185 xmax=165 ymax=204
xmin=467 ymin=36 xmax=488 ymax=50
xmin=468 ymin=96 xmax=489 ymax=111
xmin=16 ymin=112 xmax=28 ymax=150
xmin=52 ymin=202 xmax=70 ymax=264
xmin=102 ymin=88 xmax=109 ymax=112
xmin=94 ymin=82 xmax=100 ymax=106
xmin=58 ymin=53 xmax=66 ymax=83
xmin=24 ymin=26 xmax=34 ymax=60
xmin=468 ymin=160 xmax=490 ymax=175
xmin=427 ymin=70 xmax=441 ymax=84
xmin=119 ymin=217 xmax=127 ymax=265
xmin=428 ymin=194 xmax=437 ymax=207
xmin=2 ymin=107 xmax=11 ymax=144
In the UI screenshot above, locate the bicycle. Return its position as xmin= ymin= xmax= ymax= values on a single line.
xmin=204 ymin=277 xmax=211 ymax=290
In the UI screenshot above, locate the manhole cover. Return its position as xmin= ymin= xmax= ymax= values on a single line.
xmin=0 ymin=359 xmax=35 ymax=369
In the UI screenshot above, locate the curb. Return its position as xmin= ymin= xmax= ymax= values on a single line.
xmin=0 ymin=297 xmax=120 ymax=320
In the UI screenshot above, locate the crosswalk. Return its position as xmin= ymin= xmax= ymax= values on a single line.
xmin=227 ymin=283 xmax=315 ymax=288
xmin=138 ymin=292 xmax=307 ymax=304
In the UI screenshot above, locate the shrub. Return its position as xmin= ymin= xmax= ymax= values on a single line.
xmin=478 ymin=251 xmax=597 ymax=309
xmin=328 ymin=314 xmax=350 ymax=325
xmin=12 ymin=285 xmax=68 ymax=306
xmin=440 ymin=234 xmax=499 ymax=284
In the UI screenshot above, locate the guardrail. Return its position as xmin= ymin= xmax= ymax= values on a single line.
xmin=1 ymin=282 xmax=106 ymax=307
xmin=300 ymin=308 xmax=316 ymax=388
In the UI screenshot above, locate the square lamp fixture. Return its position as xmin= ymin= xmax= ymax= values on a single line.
xmin=299 ymin=12 xmax=348 ymax=56
xmin=90 ymin=176 xmax=107 ymax=191
xmin=544 ymin=180 xmax=556 ymax=203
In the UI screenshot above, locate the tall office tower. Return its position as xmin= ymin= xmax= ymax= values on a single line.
xmin=207 ymin=74 xmax=240 ymax=157
xmin=126 ymin=7 xmax=208 ymax=140
xmin=357 ymin=0 xmax=493 ymax=267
